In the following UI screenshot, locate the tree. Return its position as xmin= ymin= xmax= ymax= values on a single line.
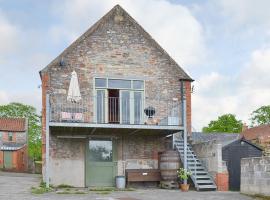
xmin=0 ymin=103 xmax=41 ymax=160
xmin=202 ymin=114 xmax=242 ymax=133
xmin=250 ymin=105 xmax=270 ymax=126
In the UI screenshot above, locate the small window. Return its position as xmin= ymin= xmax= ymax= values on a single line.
xmin=0 ymin=132 xmax=2 ymax=140
xmin=95 ymin=78 xmax=107 ymax=87
xmin=108 ymin=79 xmax=131 ymax=89
xmin=89 ymin=140 xmax=112 ymax=162
xmin=133 ymin=80 xmax=144 ymax=90
xmin=8 ymin=132 xmax=13 ymax=141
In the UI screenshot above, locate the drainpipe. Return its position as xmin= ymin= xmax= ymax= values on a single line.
xmin=45 ymin=94 xmax=50 ymax=188
xmin=180 ymin=80 xmax=187 ymax=185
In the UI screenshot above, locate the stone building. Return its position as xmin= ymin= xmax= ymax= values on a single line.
xmin=40 ymin=5 xmax=193 ymax=187
xmin=0 ymin=118 xmax=28 ymax=172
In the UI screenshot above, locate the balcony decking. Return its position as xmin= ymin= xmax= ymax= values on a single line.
xmin=48 ymin=94 xmax=184 ymax=133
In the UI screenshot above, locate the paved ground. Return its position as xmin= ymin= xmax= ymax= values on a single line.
xmin=0 ymin=172 xmax=254 ymax=200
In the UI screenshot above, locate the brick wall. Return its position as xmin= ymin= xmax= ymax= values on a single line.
xmin=241 ymin=156 xmax=270 ymax=196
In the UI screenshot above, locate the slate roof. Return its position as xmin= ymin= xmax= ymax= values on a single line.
xmin=0 ymin=118 xmax=26 ymax=132
xmin=192 ymin=132 xmax=240 ymax=147
xmin=241 ymin=124 xmax=270 ymax=140
xmin=40 ymin=5 xmax=193 ymax=81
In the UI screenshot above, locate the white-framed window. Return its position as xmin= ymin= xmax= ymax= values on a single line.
xmin=94 ymin=77 xmax=145 ymax=124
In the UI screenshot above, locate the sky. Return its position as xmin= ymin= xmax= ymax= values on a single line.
xmin=0 ymin=0 xmax=270 ymax=131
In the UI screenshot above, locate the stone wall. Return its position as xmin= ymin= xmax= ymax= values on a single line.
xmin=41 ymin=5 xmax=192 ymax=184
xmin=192 ymin=140 xmax=228 ymax=191
xmin=49 ymin=134 xmax=85 ymax=187
xmin=41 ymin=5 xmax=192 ymax=125
xmin=241 ymin=156 xmax=270 ymax=196
xmin=192 ymin=141 xmax=225 ymax=175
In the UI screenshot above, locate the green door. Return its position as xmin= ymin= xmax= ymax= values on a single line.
xmin=4 ymin=151 xmax=13 ymax=169
xmin=86 ymin=139 xmax=117 ymax=187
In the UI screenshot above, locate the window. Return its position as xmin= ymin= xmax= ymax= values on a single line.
xmin=95 ymin=78 xmax=107 ymax=87
xmin=95 ymin=78 xmax=144 ymax=90
xmin=108 ymin=79 xmax=131 ymax=89
xmin=0 ymin=132 xmax=2 ymax=140
xmin=133 ymin=80 xmax=144 ymax=90
xmin=8 ymin=132 xmax=13 ymax=141
xmin=89 ymin=140 xmax=112 ymax=162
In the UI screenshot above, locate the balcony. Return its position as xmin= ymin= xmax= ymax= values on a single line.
xmin=48 ymin=94 xmax=184 ymax=131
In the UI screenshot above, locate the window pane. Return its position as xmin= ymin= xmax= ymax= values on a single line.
xmin=121 ymin=91 xmax=130 ymax=124
xmin=96 ymin=90 xmax=105 ymax=123
xmin=95 ymin=78 xmax=107 ymax=87
xmin=134 ymin=92 xmax=143 ymax=124
xmin=8 ymin=132 xmax=13 ymax=141
xmin=89 ymin=140 xmax=112 ymax=162
xmin=108 ymin=79 xmax=131 ymax=89
xmin=133 ymin=80 xmax=144 ymax=90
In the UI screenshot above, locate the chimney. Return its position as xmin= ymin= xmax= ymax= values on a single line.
xmin=242 ymin=123 xmax=248 ymax=132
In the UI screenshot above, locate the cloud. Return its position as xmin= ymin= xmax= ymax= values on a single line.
xmin=0 ymin=90 xmax=42 ymax=113
xmin=218 ymin=0 xmax=270 ymax=27
xmin=50 ymin=0 xmax=207 ymax=67
xmin=192 ymin=47 xmax=270 ymax=131
xmin=0 ymin=11 xmax=21 ymax=60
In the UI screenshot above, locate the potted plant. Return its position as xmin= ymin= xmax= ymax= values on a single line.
xmin=177 ymin=167 xmax=192 ymax=192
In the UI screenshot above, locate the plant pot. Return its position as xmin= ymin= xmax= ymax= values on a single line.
xmin=180 ymin=183 xmax=190 ymax=192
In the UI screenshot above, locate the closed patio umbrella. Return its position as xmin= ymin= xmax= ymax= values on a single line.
xmin=67 ymin=70 xmax=81 ymax=103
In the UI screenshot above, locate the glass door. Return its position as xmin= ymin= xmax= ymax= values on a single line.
xmin=120 ymin=90 xmax=130 ymax=124
xmin=134 ymin=91 xmax=144 ymax=124
xmin=96 ymin=89 xmax=108 ymax=123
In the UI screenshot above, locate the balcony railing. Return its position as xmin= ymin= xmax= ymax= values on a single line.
xmin=49 ymin=95 xmax=183 ymax=127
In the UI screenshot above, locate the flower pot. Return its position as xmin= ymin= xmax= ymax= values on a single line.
xmin=180 ymin=183 xmax=190 ymax=192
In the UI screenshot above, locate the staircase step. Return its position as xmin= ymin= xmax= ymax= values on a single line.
xmin=196 ymin=180 xmax=213 ymax=184
xmin=196 ymin=175 xmax=212 ymax=179
xmin=188 ymin=166 xmax=204 ymax=170
xmin=174 ymin=139 xmax=217 ymax=191
xmin=197 ymin=185 xmax=217 ymax=190
xmin=190 ymin=170 xmax=208 ymax=176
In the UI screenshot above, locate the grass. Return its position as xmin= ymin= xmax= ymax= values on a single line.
xmin=251 ymin=194 xmax=270 ymax=200
xmin=56 ymin=184 xmax=74 ymax=188
xmin=31 ymin=186 xmax=53 ymax=194
xmin=31 ymin=181 xmax=54 ymax=194
xmin=95 ymin=191 xmax=111 ymax=195
xmin=243 ymin=193 xmax=270 ymax=200
xmin=56 ymin=190 xmax=87 ymax=195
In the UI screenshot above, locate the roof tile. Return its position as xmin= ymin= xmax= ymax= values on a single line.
xmin=0 ymin=118 xmax=26 ymax=132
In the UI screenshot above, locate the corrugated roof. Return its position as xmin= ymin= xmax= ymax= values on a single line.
xmin=241 ymin=124 xmax=270 ymax=140
xmin=0 ymin=118 xmax=26 ymax=132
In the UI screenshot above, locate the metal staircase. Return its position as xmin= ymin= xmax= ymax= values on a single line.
xmin=174 ymin=139 xmax=217 ymax=191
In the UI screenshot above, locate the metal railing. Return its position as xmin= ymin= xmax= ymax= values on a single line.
xmin=49 ymin=94 xmax=183 ymax=126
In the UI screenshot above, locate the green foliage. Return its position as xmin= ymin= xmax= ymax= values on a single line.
xmin=0 ymin=102 xmax=41 ymax=160
xmin=202 ymin=114 xmax=242 ymax=133
xmin=251 ymin=105 xmax=270 ymax=126
xmin=177 ymin=168 xmax=192 ymax=181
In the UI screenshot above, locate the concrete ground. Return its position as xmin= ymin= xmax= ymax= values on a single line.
xmin=0 ymin=171 xmax=255 ymax=200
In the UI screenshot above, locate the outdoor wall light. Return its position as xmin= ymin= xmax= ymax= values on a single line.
xmin=59 ymin=57 xmax=66 ymax=66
